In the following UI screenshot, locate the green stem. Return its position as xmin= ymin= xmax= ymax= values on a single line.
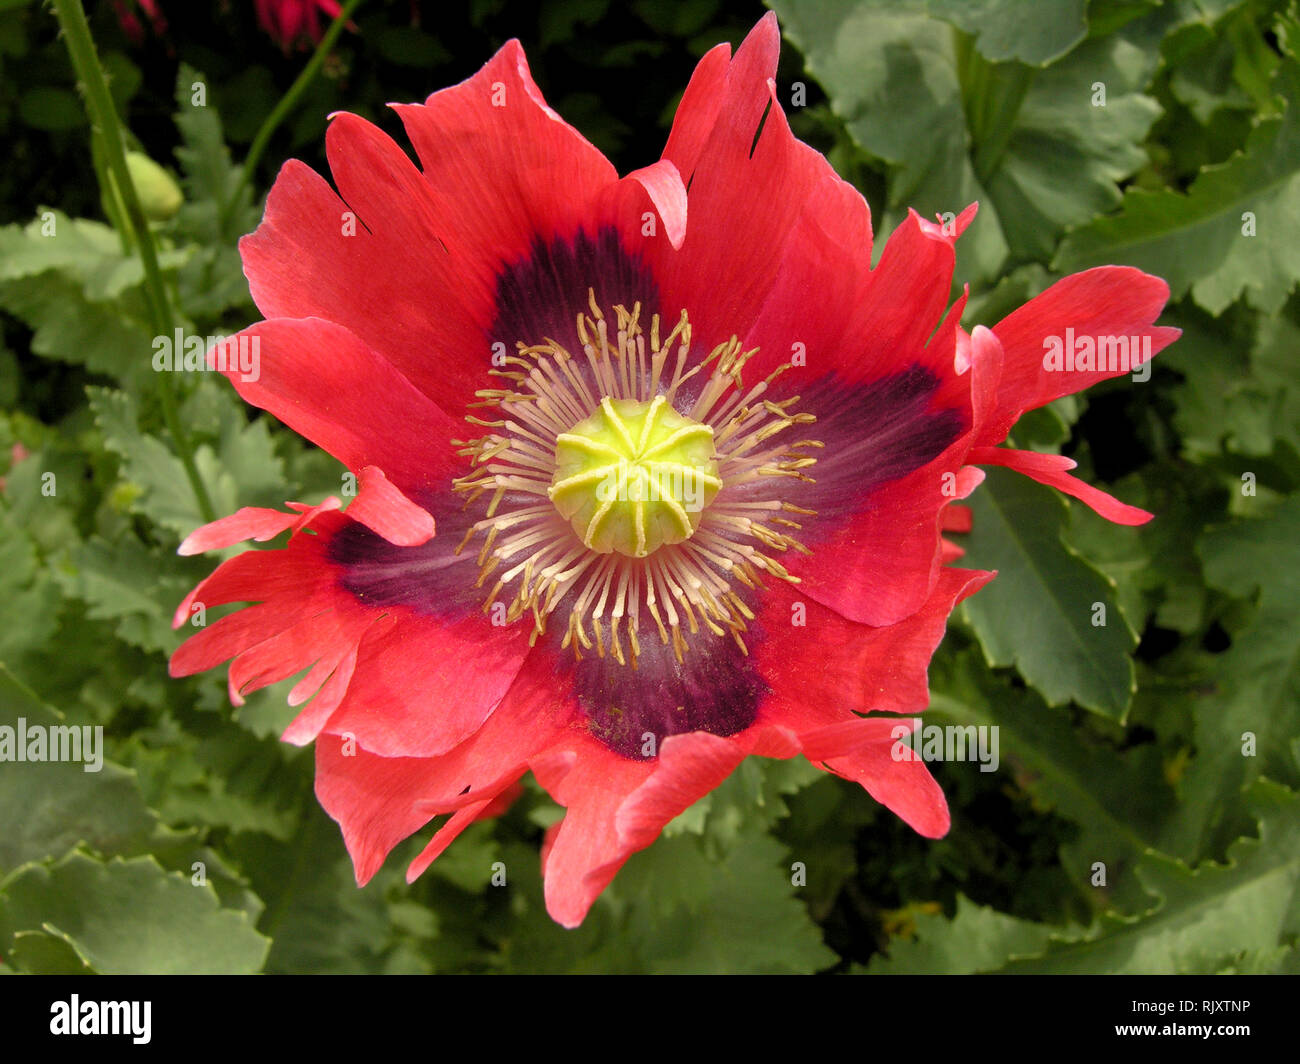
xmin=90 ymin=126 xmax=132 ymax=255
xmin=221 ymin=0 xmax=364 ymax=233
xmin=52 ymin=0 xmax=216 ymax=525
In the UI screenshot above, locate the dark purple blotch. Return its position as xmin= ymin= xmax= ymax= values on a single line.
xmin=751 ymin=366 xmax=965 ymax=531
xmin=556 ymin=610 xmax=766 ymax=760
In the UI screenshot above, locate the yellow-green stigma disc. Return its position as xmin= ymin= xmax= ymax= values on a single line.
xmin=548 ymin=396 xmax=722 ymax=558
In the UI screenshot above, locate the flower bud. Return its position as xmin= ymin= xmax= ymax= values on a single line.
xmin=125 ymin=151 xmax=183 ymax=221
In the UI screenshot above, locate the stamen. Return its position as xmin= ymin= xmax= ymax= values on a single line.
xmin=451 ymin=296 xmax=820 ymax=665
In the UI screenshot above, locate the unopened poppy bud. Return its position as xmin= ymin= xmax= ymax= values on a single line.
xmin=125 ymin=151 xmax=183 ymax=221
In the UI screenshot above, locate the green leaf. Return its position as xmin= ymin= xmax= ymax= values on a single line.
xmin=958 ymin=466 xmax=1139 ymax=718
xmin=1165 ymin=7 xmax=1279 ymax=124
xmin=0 ymin=851 xmax=269 ymax=974
xmin=0 ymin=272 xmax=153 ymax=384
xmin=17 ymin=85 xmax=83 ymax=131
xmin=173 ymin=64 xmax=259 ymax=245
xmin=927 ymin=0 xmax=1088 ymax=65
xmin=169 ymin=66 xmax=258 ymax=318
xmin=489 ymin=839 xmax=614 ymax=973
xmin=0 ymin=211 xmax=118 ymax=285
xmin=1055 ymin=57 xmax=1300 ymax=314
xmin=178 ymin=377 xmax=290 ymax=509
xmin=866 ymin=780 xmax=1299 ymax=973
xmin=864 ymin=894 xmax=1061 ymax=973
xmin=1167 ymin=494 xmax=1300 ymax=858
xmin=1126 ymin=468 xmax=1214 ymax=634
xmin=51 ymin=536 xmax=194 ymax=654
xmin=1159 ymin=303 xmax=1300 ymax=474
xmin=5 ymin=930 xmax=93 ymax=974
xmin=89 ymin=386 xmax=201 ymax=538
xmin=771 ymin=0 xmax=1162 ymax=285
xmin=228 ymin=811 xmax=431 ymax=974
xmin=1004 ymin=779 xmax=1300 ymax=973
xmin=0 ymin=509 xmax=62 ymax=668
xmin=1247 ymin=312 xmax=1300 ymax=460
xmin=206 ymin=402 xmax=288 ymax=513
xmin=90 ymin=384 xmax=284 ymax=540
xmin=931 ymin=648 xmax=1176 ymax=913
xmin=176 ymin=244 xmax=255 ymax=319
xmin=1008 ymin=397 xmax=1078 ymax=451
xmin=0 ymin=209 xmax=190 ymax=310
xmin=495 ymin=825 xmax=835 ymax=973
xmin=1161 ymin=304 xmax=1278 ymax=460
xmin=617 ymin=828 xmax=837 ymax=973
xmin=423 ymin=819 xmax=502 ymax=893
xmin=768 ymin=0 xmax=1090 ymax=66
xmin=664 ymin=755 xmax=822 ymax=844
xmin=0 ymin=666 xmax=193 ymax=875
xmin=123 ymin=719 xmax=302 ymax=841
xmin=1064 ymin=472 xmax=1164 ymax=631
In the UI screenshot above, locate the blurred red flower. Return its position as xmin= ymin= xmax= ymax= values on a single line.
xmin=112 ymin=0 xmax=166 ymax=44
xmin=255 ymin=0 xmax=344 ymax=52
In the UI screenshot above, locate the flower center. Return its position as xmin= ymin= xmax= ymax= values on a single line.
xmin=452 ymin=293 xmax=821 ymax=667
xmin=548 ymin=396 xmax=722 ymax=558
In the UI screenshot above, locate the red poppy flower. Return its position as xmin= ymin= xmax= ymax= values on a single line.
xmin=112 ymin=0 xmax=166 ymax=44
xmin=255 ymin=0 xmax=345 ymax=52
xmin=170 ymin=13 xmax=1178 ymax=927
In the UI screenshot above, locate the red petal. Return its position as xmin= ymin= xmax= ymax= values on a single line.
xmin=405 ymin=801 xmax=494 ymax=882
xmin=532 ymin=729 xmax=749 ymax=928
xmin=790 ymin=431 xmax=971 ymax=626
xmin=941 ymin=503 xmax=974 ymax=533
xmin=966 ymin=325 xmax=1006 ymax=444
xmin=661 ymin=41 xmax=732 ymax=183
xmin=654 ymin=15 xmax=823 ymax=350
xmin=940 ymin=538 xmax=965 ymax=563
xmin=969 ymin=446 xmax=1153 ymax=525
xmin=238 ymin=158 xmax=480 ymax=418
xmin=742 ymin=166 xmax=875 ymax=383
xmin=844 ymin=209 xmax=966 ymax=384
xmin=394 ymin=39 xmax=615 ymax=263
xmin=281 ymin=625 xmax=370 ymax=745
xmin=170 ymin=512 xmax=408 ymax=748
xmin=177 ymin=502 xmax=336 ymax=556
xmin=625 ymin=159 xmax=688 ymax=250
xmin=215 ymin=318 xmax=461 ymax=500
xmin=984 ymin=267 xmax=1180 ymax=446
xmin=318 ymin=606 xmax=533 ymax=759
xmin=345 ymin=466 xmax=436 ymax=546
xmin=316 ymin=647 xmax=573 ymax=885
xmin=793 ymin=714 xmax=950 ymax=836
xmin=244 ymin=35 xmax=623 ymax=418
xmin=756 ymin=567 xmax=994 ymax=724
xmin=780 ymin=314 xmax=983 ymax=629
xmin=169 ymin=513 xmax=348 ymax=674
xmin=917 ymin=203 xmax=978 ymax=243
xmin=172 ymin=495 xmax=533 ymax=757
xmin=474 ymin=780 xmax=524 ymax=821
xmin=613 ymin=732 xmax=748 ymax=851
xmin=826 ymin=737 xmax=951 ymax=838
xmin=599 ymin=158 xmax=689 ymax=251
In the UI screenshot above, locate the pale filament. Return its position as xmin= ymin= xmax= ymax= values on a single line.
xmin=452 ymin=294 xmax=820 ymax=667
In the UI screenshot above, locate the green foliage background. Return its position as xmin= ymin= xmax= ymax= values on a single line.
xmin=0 ymin=0 xmax=1297 ymax=973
